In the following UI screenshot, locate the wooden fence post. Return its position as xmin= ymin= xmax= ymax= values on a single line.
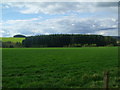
xmin=104 ymin=71 xmax=109 ymax=90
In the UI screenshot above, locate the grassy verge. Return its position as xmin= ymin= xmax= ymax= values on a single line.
xmin=0 ymin=37 xmax=25 ymax=43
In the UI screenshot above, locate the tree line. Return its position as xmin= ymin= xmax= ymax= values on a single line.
xmin=22 ymin=34 xmax=117 ymax=47
xmin=2 ymin=42 xmax=22 ymax=48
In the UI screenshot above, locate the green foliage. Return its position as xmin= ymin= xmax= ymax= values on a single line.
xmin=2 ymin=47 xmax=119 ymax=88
xmin=22 ymin=34 xmax=117 ymax=47
xmin=68 ymin=44 xmax=82 ymax=47
xmin=0 ymin=41 xmax=2 ymax=48
xmin=2 ymin=42 xmax=23 ymax=48
xmin=13 ymin=34 xmax=26 ymax=38
xmin=106 ymin=44 xmax=114 ymax=47
xmin=81 ymin=44 xmax=97 ymax=47
xmin=1 ymin=37 xmax=25 ymax=48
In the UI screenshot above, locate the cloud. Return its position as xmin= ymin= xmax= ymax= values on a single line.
xmin=1 ymin=16 xmax=118 ymax=37
xmin=2 ymin=0 xmax=119 ymax=3
xmin=96 ymin=2 xmax=118 ymax=7
xmin=2 ymin=2 xmax=118 ymax=14
xmin=1 ymin=2 xmax=118 ymax=37
xmin=5 ymin=18 xmax=39 ymax=24
xmin=94 ymin=30 xmax=118 ymax=36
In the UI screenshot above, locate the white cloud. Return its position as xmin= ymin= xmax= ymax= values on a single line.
xmin=2 ymin=0 xmax=119 ymax=3
xmin=1 ymin=2 xmax=118 ymax=37
xmin=1 ymin=16 xmax=118 ymax=37
xmin=2 ymin=2 xmax=118 ymax=14
xmin=5 ymin=18 xmax=39 ymax=24
xmin=94 ymin=30 xmax=118 ymax=36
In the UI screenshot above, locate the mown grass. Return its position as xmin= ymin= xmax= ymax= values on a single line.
xmin=2 ymin=47 xmax=119 ymax=88
xmin=0 ymin=37 xmax=25 ymax=43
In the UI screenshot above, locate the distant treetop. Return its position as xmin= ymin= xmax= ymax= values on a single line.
xmin=13 ymin=35 xmax=26 ymax=38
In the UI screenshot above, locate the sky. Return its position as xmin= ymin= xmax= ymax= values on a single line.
xmin=0 ymin=1 xmax=119 ymax=37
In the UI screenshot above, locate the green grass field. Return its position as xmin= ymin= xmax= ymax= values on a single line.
xmin=0 ymin=37 xmax=25 ymax=43
xmin=2 ymin=47 xmax=119 ymax=88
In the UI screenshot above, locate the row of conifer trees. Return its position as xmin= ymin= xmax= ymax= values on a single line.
xmin=22 ymin=34 xmax=117 ymax=47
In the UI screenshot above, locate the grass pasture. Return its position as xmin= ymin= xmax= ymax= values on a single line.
xmin=2 ymin=47 xmax=119 ymax=88
xmin=0 ymin=37 xmax=25 ymax=43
